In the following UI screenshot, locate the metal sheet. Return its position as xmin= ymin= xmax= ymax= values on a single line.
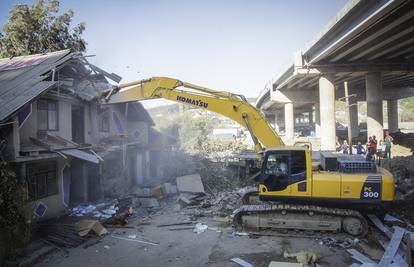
xmin=61 ymin=149 xmax=99 ymax=164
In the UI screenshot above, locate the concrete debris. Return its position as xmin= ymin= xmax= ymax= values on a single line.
xmin=283 ymin=250 xmax=320 ymax=266
xmin=230 ymin=257 xmax=254 ymax=267
xmin=151 ymin=185 xmax=166 ymax=200
xmin=176 ymin=173 xmax=205 ymax=193
xmin=138 ymin=198 xmax=160 ymax=208
xmin=74 ymin=219 xmax=108 ymax=237
xmin=193 ymin=223 xmax=208 ymax=234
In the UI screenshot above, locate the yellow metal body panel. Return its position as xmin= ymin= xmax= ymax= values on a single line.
xmin=312 ymin=172 xmax=342 ymax=198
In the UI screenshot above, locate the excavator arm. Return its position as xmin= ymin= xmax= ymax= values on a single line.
xmin=104 ymin=77 xmax=283 ymax=154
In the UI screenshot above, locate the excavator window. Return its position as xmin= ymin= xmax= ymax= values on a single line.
xmin=261 ymin=151 xmax=308 ymax=192
xmin=262 ymin=152 xmax=290 ymax=191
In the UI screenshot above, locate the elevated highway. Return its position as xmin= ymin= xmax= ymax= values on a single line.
xmin=257 ymin=0 xmax=414 ymax=150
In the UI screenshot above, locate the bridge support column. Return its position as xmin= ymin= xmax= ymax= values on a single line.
xmin=387 ymin=99 xmax=399 ymax=133
xmin=366 ymin=72 xmax=384 ymax=141
xmin=284 ymin=102 xmax=294 ymax=145
xmin=319 ymin=76 xmax=336 ymax=151
xmin=273 ymin=112 xmax=280 ymax=133
xmin=314 ymin=103 xmax=320 ymax=137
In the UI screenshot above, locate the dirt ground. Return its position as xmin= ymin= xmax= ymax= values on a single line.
xmin=34 ymin=200 xmax=359 ymax=267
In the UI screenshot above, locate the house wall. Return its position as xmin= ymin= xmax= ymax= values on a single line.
xmin=19 ymin=97 xmax=75 ymax=145
xmin=24 ymin=157 xmax=68 ymax=221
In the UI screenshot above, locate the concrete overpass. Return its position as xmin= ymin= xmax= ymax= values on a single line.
xmin=257 ymin=0 xmax=414 ymax=150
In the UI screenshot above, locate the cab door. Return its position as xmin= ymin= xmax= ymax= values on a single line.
xmin=260 ymin=151 xmax=291 ymax=196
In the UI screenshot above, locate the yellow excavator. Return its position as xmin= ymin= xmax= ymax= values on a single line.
xmin=103 ymin=77 xmax=395 ymax=236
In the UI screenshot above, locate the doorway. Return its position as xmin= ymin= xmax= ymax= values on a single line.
xmin=72 ymin=105 xmax=84 ymax=144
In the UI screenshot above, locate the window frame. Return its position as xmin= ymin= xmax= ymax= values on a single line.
xmin=37 ymin=99 xmax=59 ymax=131
xmin=98 ymin=106 xmax=110 ymax=133
xmin=26 ymin=161 xmax=58 ymax=201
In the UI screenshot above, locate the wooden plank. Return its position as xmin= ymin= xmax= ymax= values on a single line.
xmin=367 ymin=214 xmax=393 ymax=238
xmin=404 ymin=233 xmax=412 ymax=267
xmin=46 ymin=133 xmax=67 ymax=145
xmin=379 ymin=239 xmax=408 ymax=267
xmin=347 ymin=249 xmax=376 ymax=264
xmin=29 ymin=137 xmax=51 ymax=150
xmin=378 ymin=227 xmax=405 ymax=267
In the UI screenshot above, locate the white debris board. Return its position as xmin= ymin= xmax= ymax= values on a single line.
xmin=176 ymin=174 xmax=205 ymax=193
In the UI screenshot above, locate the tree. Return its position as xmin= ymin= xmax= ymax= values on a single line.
xmin=0 ymin=0 xmax=86 ymax=58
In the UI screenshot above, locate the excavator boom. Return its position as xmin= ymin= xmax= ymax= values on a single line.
xmin=105 ymin=77 xmax=283 ymax=153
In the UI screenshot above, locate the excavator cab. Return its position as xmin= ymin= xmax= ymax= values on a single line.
xmin=259 ymin=147 xmax=310 ymax=200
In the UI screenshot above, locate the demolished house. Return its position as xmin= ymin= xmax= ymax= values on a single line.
xmin=0 ymin=50 xmax=163 ymax=221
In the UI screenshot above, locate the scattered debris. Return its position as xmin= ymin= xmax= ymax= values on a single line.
xmin=157 ymin=221 xmax=195 ymax=227
xmin=111 ymin=235 xmax=159 ymax=246
xmin=193 ymin=223 xmax=208 ymax=234
xmin=319 ymin=236 xmax=359 ymax=249
xmin=268 ymin=262 xmax=302 ymax=267
xmin=75 ymin=219 xmax=108 ymax=237
xmin=38 ymin=220 xmax=86 ymax=248
xmin=347 ymin=249 xmax=376 ymax=264
xmin=105 ymin=207 xmax=134 ymax=226
xmin=384 ymin=214 xmax=404 ymax=223
xmin=283 ymin=250 xmax=319 ymax=266
xmin=378 ymin=227 xmax=405 ymax=267
xmin=231 ymin=257 xmax=254 ymax=267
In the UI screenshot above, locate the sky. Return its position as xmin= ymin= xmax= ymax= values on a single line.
xmin=0 ymin=0 xmax=348 ymax=106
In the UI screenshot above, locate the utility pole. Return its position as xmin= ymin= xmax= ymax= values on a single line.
xmin=343 ymin=81 xmax=356 ymax=154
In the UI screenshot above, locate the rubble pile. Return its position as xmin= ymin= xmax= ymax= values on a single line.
xmin=392 ymin=132 xmax=414 ymax=149
xmin=382 ymin=156 xmax=414 ymax=200
xmin=199 ymin=191 xmax=242 ymax=217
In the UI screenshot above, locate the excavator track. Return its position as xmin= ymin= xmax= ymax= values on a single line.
xmin=233 ymin=204 xmax=368 ymax=236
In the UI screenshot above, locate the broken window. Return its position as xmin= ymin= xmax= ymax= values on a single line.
xmin=98 ymin=106 xmax=110 ymax=132
xmin=27 ymin=161 xmax=58 ymax=201
xmin=38 ymin=99 xmax=58 ymax=131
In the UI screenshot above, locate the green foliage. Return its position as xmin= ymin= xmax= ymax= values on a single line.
xmin=0 ymin=0 xmax=86 ymax=57
xmin=178 ymin=111 xmax=216 ymax=153
xmin=151 ymin=108 xmax=247 ymax=157
xmin=401 ymin=96 xmax=414 ymax=122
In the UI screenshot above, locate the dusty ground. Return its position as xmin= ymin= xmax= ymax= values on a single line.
xmin=35 ymin=200 xmax=358 ymax=267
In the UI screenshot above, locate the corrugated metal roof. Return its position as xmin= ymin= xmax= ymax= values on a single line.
xmin=0 ymin=50 xmax=75 ymax=121
xmin=61 ymin=149 xmax=100 ymax=164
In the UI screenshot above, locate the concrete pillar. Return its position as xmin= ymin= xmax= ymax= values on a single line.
xmin=366 ymin=72 xmax=384 ymax=140
xmin=319 ymin=76 xmax=336 ymax=151
xmin=387 ymin=99 xmax=399 ymax=133
xmin=308 ymin=111 xmax=313 ymax=124
xmin=349 ymin=96 xmax=359 ymax=138
xmin=314 ymin=103 xmax=321 ymax=137
xmin=274 ymin=113 xmax=280 ymax=133
xmin=284 ymin=102 xmax=294 ymax=144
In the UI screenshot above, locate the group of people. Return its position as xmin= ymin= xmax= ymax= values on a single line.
xmin=339 ymin=131 xmax=394 ymax=160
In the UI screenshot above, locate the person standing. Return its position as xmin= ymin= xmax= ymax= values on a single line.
xmin=354 ymin=142 xmax=366 ymax=155
xmin=384 ymin=131 xmax=394 ymax=159
xmin=341 ymin=140 xmax=349 ymax=154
